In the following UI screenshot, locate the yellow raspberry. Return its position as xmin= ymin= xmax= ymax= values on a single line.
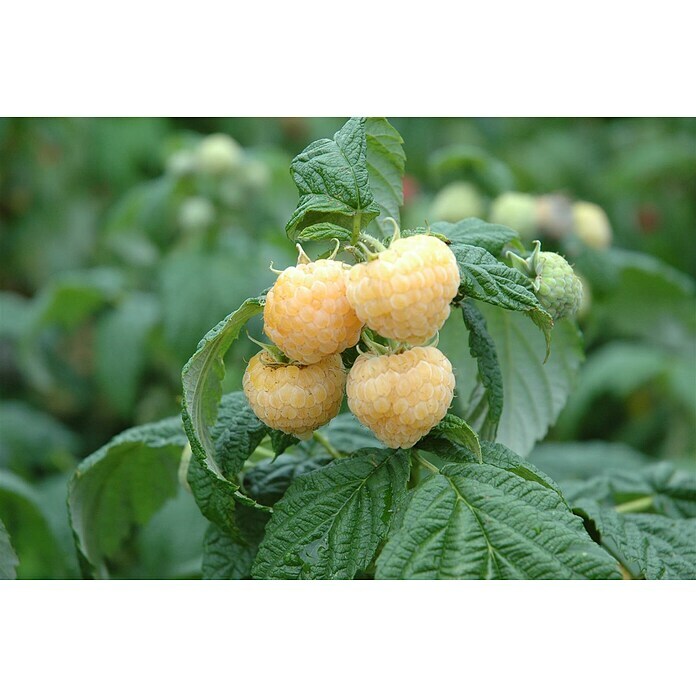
xmin=572 ymin=201 xmax=612 ymax=249
xmin=243 ymin=351 xmax=346 ymax=438
xmin=345 ymin=235 xmax=460 ymax=345
xmin=263 ymin=259 xmax=363 ymax=365
xmin=346 ymin=346 xmax=455 ymax=449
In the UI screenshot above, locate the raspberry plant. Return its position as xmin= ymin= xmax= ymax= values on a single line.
xmin=63 ymin=118 xmax=696 ymax=580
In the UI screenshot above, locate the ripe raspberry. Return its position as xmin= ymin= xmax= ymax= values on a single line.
xmin=264 ymin=258 xmax=363 ymax=365
xmin=345 ymin=234 xmax=460 ymax=345
xmin=572 ymin=201 xmax=612 ymax=249
xmin=243 ymin=351 xmax=346 ymax=438
xmin=535 ymin=251 xmax=583 ymax=321
xmin=346 ymin=346 xmax=455 ymax=449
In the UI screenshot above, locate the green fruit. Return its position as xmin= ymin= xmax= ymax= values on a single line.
xmin=430 ymin=181 xmax=484 ymax=222
xmin=489 ymin=192 xmax=537 ymax=239
xmin=507 ymin=241 xmax=583 ymax=321
xmin=535 ymin=251 xmax=583 ymax=320
xmin=178 ymin=196 xmax=215 ymax=231
xmin=195 ymin=133 xmax=244 ymax=175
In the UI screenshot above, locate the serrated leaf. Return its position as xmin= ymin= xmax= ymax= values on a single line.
xmin=286 ymin=117 xmax=380 ymax=241
xmin=575 ymin=500 xmax=696 ymax=579
xmin=431 ymin=218 xmax=522 ymax=257
xmin=269 ymin=429 xmax=300 ymax=457
xmin=365 ymin=117 xmax=405 ymax=235
xmin=202 ymin=506 xmax=270 ymax=580
xmin=450 ymin=242 xmax=553 ymax=354
xmin=181 ymin=297 xmax=265 ymax=510
xmin=460 ymin=301 xmax=503 ymax=439
xmin=244 ymin=452 xmax=334 ymax=507
xmin=0 ymin=518 xmax=19 ymax=580
xmin=476 ymin=304 xmax=584 ymax=457
xmin=376 ymin=442 xmax=620 ymax=580
xmin=419 ymin=413 xmax=482 ymax=463
xmin=562 ymin=462 xmax=696 ymax=519
xmin=252 ymin=448 xmax=410 ymax=579
xmin=211 ymin=392 xmax=269 ymax=479
xmin=68 ymin=418 xmax=186 ymax=575
xmin=294 ymin=222 xmax=352 ymax=243
xmin=95 ymin=292 xmax=159 ymax=416
xmin=184 ymin=391 xmax=279 ymax=535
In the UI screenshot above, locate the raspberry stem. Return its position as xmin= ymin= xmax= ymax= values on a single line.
xmin=351 ymin=213 xmax=362 ymax=245
xmin=359 ymin=232 xmax=387 ymax=253
xmin=312 ymin=431 xmax=341 ymax=460
xmin=411 ymin=450 xmax=440 ymax=474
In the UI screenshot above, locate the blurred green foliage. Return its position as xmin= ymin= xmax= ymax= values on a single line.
xmin=1 ymin=117 xmax=694 ymax=578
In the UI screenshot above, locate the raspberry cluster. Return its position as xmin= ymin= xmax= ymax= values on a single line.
xmin=243 ymin=234 xmax=460 ymax=448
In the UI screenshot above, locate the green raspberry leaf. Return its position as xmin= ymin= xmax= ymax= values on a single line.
xmin=211 ymin=392 xmax=269 ymax=479
xmin=464 ymin=304 xmax=583 ymax=458
xmin=419 ymin=413 xmax=482 ymax=464
xmin=450 ymin=242 xmax=553 ymax=355
xmin=560 ymin=462 xmax=696 ymax=519
xmin=0 ymin=518 xmax=19 ymax=580
xmin=68 ymin=418 xmax=186 ymax=577
xmin=185 ymin=391 xmax=291 ymax=535
xmin=252 ymin=448 xmax=410 ymax=579
xmin=376 ymin=442 xmax=620 ymax=580
xmin=181 ymin=296 xmax=267 ymax=516
xmin=432 ymin=218 xmax=523 ymax=257
xmin=286 ymin=117 xmax=380 ymax=242
xmin=202 ymin=506 xmax=270 ymax=580
xmin=575 ymin=500 xmax=696 ymax=579
xmin=294 ymin=222 xmax=353 ymax=244
xmin=365 ymin=117 xmax=406 ymax=235
xmin=460 ymin=301 xmax=504 ymax=439
xmin=244 ymin=452 xmax=333 ymax=508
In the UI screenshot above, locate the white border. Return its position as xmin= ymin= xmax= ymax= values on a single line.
xmin=1 ymin=582 xmax=694 ymax=693
xmin=2 ymin=3 xmax=695 ymax=115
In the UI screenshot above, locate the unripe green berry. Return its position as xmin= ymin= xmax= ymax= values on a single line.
xmin=489 ymin=192 xmax=537 ymax=239
xmin=430 ymin=181 xmax=484 ymax=222
xmin=178 ymin=196 xmax=215 ymax=230
xmin=196 ymin=133 xmax=244 ymax=175
xmin=535 ymin=252 xmax=583 ymax=321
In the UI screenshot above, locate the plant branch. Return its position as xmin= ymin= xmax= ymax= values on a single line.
xmin=313 ymin=431 xmax=341 ymax=460
xmin=411 ymin=449 xmax=440 ymax=474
